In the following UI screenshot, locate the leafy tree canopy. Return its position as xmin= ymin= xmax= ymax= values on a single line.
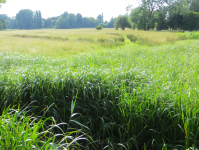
xmin=0 ymin=18 xmax=8 ymax=30
xmin=114 ymin=15 xmax=131 ymax=30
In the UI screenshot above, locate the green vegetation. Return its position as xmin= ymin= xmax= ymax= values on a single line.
xmin=114 ymin=15 xmax=131 ymax=30
xmin=0 ymin=18 xmax=7 ymax=30
xmin=178 ymin=31 xmax=199 ymax=39
xmin=95 ymin=25 xmax=103 ymax=30
xmin=0 ymin=101 xmax=87 ymax=150
xmin=0 ymin=29 xmax=185 ymax=57
xmin=130 ymin=0 xmax=199 ymax=31
xmin=1 ymin=28 xmax=199 ymax=149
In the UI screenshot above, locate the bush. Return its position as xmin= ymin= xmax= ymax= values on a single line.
xmin=95 ymin=25 xmax=103 ymax=30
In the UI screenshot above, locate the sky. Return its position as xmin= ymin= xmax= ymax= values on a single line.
xmin=0 ymin=0 xmax=139 ymax=21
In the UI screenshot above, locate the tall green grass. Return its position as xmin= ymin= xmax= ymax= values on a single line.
xmin=1 ymin=40 xmax=199 ymax=149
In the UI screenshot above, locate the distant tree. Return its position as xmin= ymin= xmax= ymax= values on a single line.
xmin=76 ymin=13 xmax=82 ymax=27
xmin=43 ymin=18 xmax=52 ymax=28
xmin=62 ymin=11 xmax=68 ymax=19
xmin=97 ymin=14 xmax=102 ymax=23
xmin=81 ymin=17 xmax=87 ymax=27
xmin=1 ymin=15 xmax=17 ymax=29
xmin=0 ymin=14 xmax=11 ymax=28
xmin=37 ymin=11 xmax=42 ymax=28
xmin=106 ymin=17 xmax=116 ymax=28
xmin=114 ymin=15 xmax=131 ymax=30
xmin=182 ymin=11 xmax=199 ymax=31
xmin=16 ymin=9 xmax=33 ymax=29
xmin=0 ymin=21 xmax=3 ymax=30
xmin=130 ymin=7 xmax=147 ymax=30
xmin=9 ymin=17 xmax=17 ymax=29
xmin=156 ymin=6 xmax=168 ymax=30
xmin=0 ymin=18 xmax=7 ymax=29
xmin=68 ymin=13 xmax=77 ymax=28
xmin=56 ymin=16 xmax=71 ymax=29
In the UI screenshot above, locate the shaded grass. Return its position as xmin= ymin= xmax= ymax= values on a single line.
xmin=1 ymin=40 xmax=199 ymax=149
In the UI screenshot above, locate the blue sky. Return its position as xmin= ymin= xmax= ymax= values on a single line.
xmin=0 ymin=0 xmax=139 ymax=21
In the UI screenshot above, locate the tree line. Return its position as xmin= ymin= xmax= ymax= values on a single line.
xmin=0 ymin=9 xmax=115 ymax=30
xmin=130 ymin=0 xmax=199 ymax=31
xmin=1 ymin=0 xmax=199 ymax=31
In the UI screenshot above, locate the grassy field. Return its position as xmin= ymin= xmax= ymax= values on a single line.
xmin=0 ymin=28 xmax=199 ymax=149
xmin=0 ymin=28 xmax=185 ymax=57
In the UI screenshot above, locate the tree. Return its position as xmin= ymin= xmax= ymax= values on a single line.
xmin=155 ymin=6 xmax=168 ymax=30
xmin=189 ymin=0 xmax=199 ymax=12
xmin=16 ymin=9 xmax=33 ymax=29
xmin=0 ymin=18 xmax=8 ymax=29
xmin=0 ymin=21 xmax=3 ymax=30
xmin=76 ymin=13 xmax=82 ymax=27
xmin=56 ymin=16 xmax=71 ymax=29
xmin=43 ymin=18 xmax=53 ymax=28
xmin=114 ymin=15 xmax=131 ymax=30
xmin=37 ymin=11 xmax=42 ymax=28
xmin=130 ymin=7 xmax=147 ymax=30
xmin=67 ymin=13 xmax=77 ymax=28
xmin=105 ymin=17 xmax=116 ymax=28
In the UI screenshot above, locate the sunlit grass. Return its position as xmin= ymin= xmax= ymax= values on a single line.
xmin=0 ymin=28 xmax=186 ymax=57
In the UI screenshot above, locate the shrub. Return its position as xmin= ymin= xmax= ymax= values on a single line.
xmin=95 ymin=25 xmax=103 ymax=30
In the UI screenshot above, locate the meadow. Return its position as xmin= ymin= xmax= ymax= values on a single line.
xmin=0 ymin=28 xmax=199 ymax=149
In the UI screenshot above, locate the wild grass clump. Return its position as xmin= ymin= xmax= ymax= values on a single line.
xmin=0 ymin=101 xmax=89 ymax=150
xmin=13 ymin=34 xmax=69 ymax=41
xmin=78 ymin=37 xmax=94 ymax=42
xmin=127 ymin=34 xmax=139 ymax=42
xmin=115 ymin=36 xmax=125 ymax=42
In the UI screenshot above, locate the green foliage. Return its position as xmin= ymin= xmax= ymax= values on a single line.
xmin=15 ymin=9 xmax=42 ymax=29
xmin=56 ymin=16 xmax=71 ymax=29
xmin=0 ymin=18 xmax=7 ymax=30
xmin=0 ymin=21 xmax=3 ymax=30
xmin=114 ymin=15 xmax=131 ymax=30
xmin=16 ymin=9 xmax=33 ymax=29
xmin=43 ymin=18 xmax=53 ymax=28
xmin=95 ymin=25 xmax=103 ymax=30
xmin=0 ymin=14 xmax=17 ymax=29
xmin=178 ymin=31 xmax=199 ymax=39
xmin=130 ymin=0 xmax=199 ymax=31
xmin=0 ymin=102 xmax=88 ymax=149
xmin=156 ymin=6 xmax=168 ymax=30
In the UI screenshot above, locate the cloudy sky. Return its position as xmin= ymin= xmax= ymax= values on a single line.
xmin=0 ymin=0 xmax=139 ymax=21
